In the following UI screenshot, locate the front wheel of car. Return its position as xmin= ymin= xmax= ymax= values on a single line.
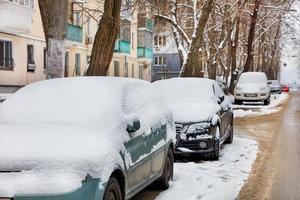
xmin=103 ymin=177 xmax=123 ymax=200
xmin=156 ymin=148 xmax=174 ymax=190
xmin=234 ymin=99 xmax=242 ymax=105
xmin=210 ymin=138 xmax=220 ymax=161
xmin=264 ymin=97 xmax=270 ymax=105
xmin=225 ymin=123 xmax=234 ymax=144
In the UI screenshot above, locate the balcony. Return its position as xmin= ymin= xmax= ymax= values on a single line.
xmin=0 ymin=0 xmax=34 ymax=34
xmin=66 ymin=24 xmax=83 ymax=43
xmin=137 ymin=47 xmax=153 ymax=60
xmin=138 ymin=13 xmax=154 ymax=31
xmin=114 ymin=40 xmax=130 ymax=54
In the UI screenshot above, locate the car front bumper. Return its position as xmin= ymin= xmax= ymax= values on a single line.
xmin=234 ymin=92 xmax=270 ymax=101
xmin=1 ymin=178 xmax=105 ymax=200
xmin=175 ymin=137 xmax=215 ymax=155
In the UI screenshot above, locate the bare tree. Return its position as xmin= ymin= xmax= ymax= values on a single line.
xmin=39 ymin=0 xmax=68 ymax=79
xmin=85 ymin=0 xmax=122 ymax=76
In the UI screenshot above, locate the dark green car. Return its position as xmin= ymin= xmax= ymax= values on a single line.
xmin=0 ymin=77 xmax=175 ymax=200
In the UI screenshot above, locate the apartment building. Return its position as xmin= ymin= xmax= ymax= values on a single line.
xmin=0 ymin=0 xmax=46 ymax=92
xmin=152 ymin=20 xmax=181 ymax=81
xmin=0 ymin=0 xmax=153 ymax=92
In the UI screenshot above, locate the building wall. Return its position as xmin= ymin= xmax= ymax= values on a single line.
xmin=0 ymin=0 xmax=153 ymax=89
xmin=0 ymin=0 xmax=46 ymax=88
xmin=152 ymin=22 xmax=180 ymax=81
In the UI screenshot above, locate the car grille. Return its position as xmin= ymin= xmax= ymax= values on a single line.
xmin=175 ymin=124 xmax=182 ymax=134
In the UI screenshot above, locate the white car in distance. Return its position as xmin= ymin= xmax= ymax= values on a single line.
xmin=234 ymin=72 xmax=271 ymax=105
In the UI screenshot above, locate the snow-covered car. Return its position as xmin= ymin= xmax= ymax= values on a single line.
xmin=268 ymin=80 xmax=281 ymax=94
xmin=0 ymin=77 xmax=176 ymax=200
xmin=234 ymin=72 xmax=271 ymax=105
xmin=153 ymin=78 xmax=234 ymax=160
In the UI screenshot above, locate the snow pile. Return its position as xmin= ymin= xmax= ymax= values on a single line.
xmin=156 ymin=136 xmax=258 ymax=200
xmin=153 ymin=78 xmax=228 ymax=123
xmin=234 ymin=94 xmax=288 ymax=118
xmin=0 ymin=77 xmax=174 ymax=197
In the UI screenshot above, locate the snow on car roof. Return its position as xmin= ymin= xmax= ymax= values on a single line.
xmin=153 ymin=78 xmax=216 ymax=103
xmin=153 ymin=78 xmax=221 ymax=123
xmin=238 ymin=72 xmax=268 ymax=83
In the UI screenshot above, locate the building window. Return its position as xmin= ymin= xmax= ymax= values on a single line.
xmin=120 ymin=20 xmax=131 ymax=42
xmin=131 ymin=64 xmax=134 ymax=78
xmin=27 ymin=44 xmax=35 ymax=72
xmin=114 ymin=60 xmax=120 ymax=76
xmin=0 ymin=40 xmax=14 ymax=70
xmin=125 ymin=62 xmax=128 ymax=77
xmin=154 ymin=56 xmax=166 ymax=66
xmin=74 ymin=12 xmax=81 ymax=26
xmin=75 ymin=53 xmax=81 ymax=76
xmin=87 ymin=16 xmax=91 ymax=36
xmin=154 ymin=35 xmax=166 ymax=46
xmin=65 ymin=52 xmax=69 ymax=77
xmin=9 ymin=0 xmax=34 ymax=9
xmin=43 ymin=48 xmax=47 ymax=70
xmin=139 ymin=64 xmax=143 ymax=79
xmin=131 ymin=33 xmax=134 ymax=48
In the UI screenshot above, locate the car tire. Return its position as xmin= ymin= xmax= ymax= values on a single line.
xmin=234 ymin=99 xmax=242 ymax=105
xmin=264 ymin=97 xmax=270 ymax=105
xmin=103 ymin=177 xmax=123 ymax=200
xmin=156 ymin=148 xmax=174 ymax=190
xmin=210 ymin=126 xmax=221 ymax=161
xmin=210 ymin=138 xmax=220 ymax=161
xmin=225 ymin=120 xmax=234 ymax=144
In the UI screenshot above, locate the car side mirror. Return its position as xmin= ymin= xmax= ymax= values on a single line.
xmin=126 ymin=120 xmax=141 ymax=134
xmin=218 ymin=96 xmax=225 ymax=104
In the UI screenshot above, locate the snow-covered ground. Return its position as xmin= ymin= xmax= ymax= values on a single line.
xmin=156 ymin=136 xmax=258 ymax=200
xmin=233 ymin=93 xmax=288 ymax=118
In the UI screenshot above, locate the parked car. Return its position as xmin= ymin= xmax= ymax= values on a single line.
xmin=234 ymin=72 xmax=271 ymax=105
xmin=281 ymin=84 xmax=290 ymax=92
xmin=0 ymin=77 xmax=175 ymax=200
xmin=153 ymin=78 xmax=234 ymax=160
xmin=268 ymin=80 xmax=282 ymax=94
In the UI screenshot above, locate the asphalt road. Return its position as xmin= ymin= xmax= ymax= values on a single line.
xmin=271 ymin=92 xmax=300 ymax=200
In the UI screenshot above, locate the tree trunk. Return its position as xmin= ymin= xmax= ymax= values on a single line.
xmin=38 ymin=0 xmax=68 ymax=79
xmin=85 ymin=0 xmax=122 ymax=76
xmin=243 ymin=0 xmax=260 ymax=72
xmin=229 ymin=14 xmax=241 ymax=94
xmin=181 ymin=0 xmax=214 ymax=77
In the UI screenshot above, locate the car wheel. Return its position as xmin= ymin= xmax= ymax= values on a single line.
xmin=234 ymin=99 xmax=242 ymax=105
xmin=210 ymin=127 xmax=220 ymax=161
xmin=264 ymin=97 xmax=270 ymax=105
xmin=225 ymin=120 xmax=234 ymax=144
xmin=156 ymin=148 xmax=174 ymax=190
xmin=103 ymin=177 xmax=123 ymax=200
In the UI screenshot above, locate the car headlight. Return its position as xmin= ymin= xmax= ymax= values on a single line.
xmin=184 ymin=123 xmax=210 ymax=134
xmin=235 ymin=86 xmax=242 ymax=91
xmin=260 ymin=86 xmax=268 ymax=91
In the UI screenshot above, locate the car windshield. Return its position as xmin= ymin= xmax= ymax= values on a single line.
xmin=153 ymin=78 xmax=215 ymax=104
xmin=239 ymin=73 xmax=267 ymax=84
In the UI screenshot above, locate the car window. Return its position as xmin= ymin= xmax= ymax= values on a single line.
xmin=213 ymin=82 xmax=225 ymax=98
xmin=122 ymin=82 xmax=168 ymax=137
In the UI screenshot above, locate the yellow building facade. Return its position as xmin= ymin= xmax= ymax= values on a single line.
xmin=0 ymin=0 xmax=153 ymax=92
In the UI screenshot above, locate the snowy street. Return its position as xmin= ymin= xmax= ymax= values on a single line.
xmin=1 ymin=91 xmax=293 ymax=200
xmin=132 ymin=92 xmax=291 ymax=200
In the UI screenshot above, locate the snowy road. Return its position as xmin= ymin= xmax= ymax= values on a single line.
xmin=132 ymin=137 xmax=258 ymax=200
